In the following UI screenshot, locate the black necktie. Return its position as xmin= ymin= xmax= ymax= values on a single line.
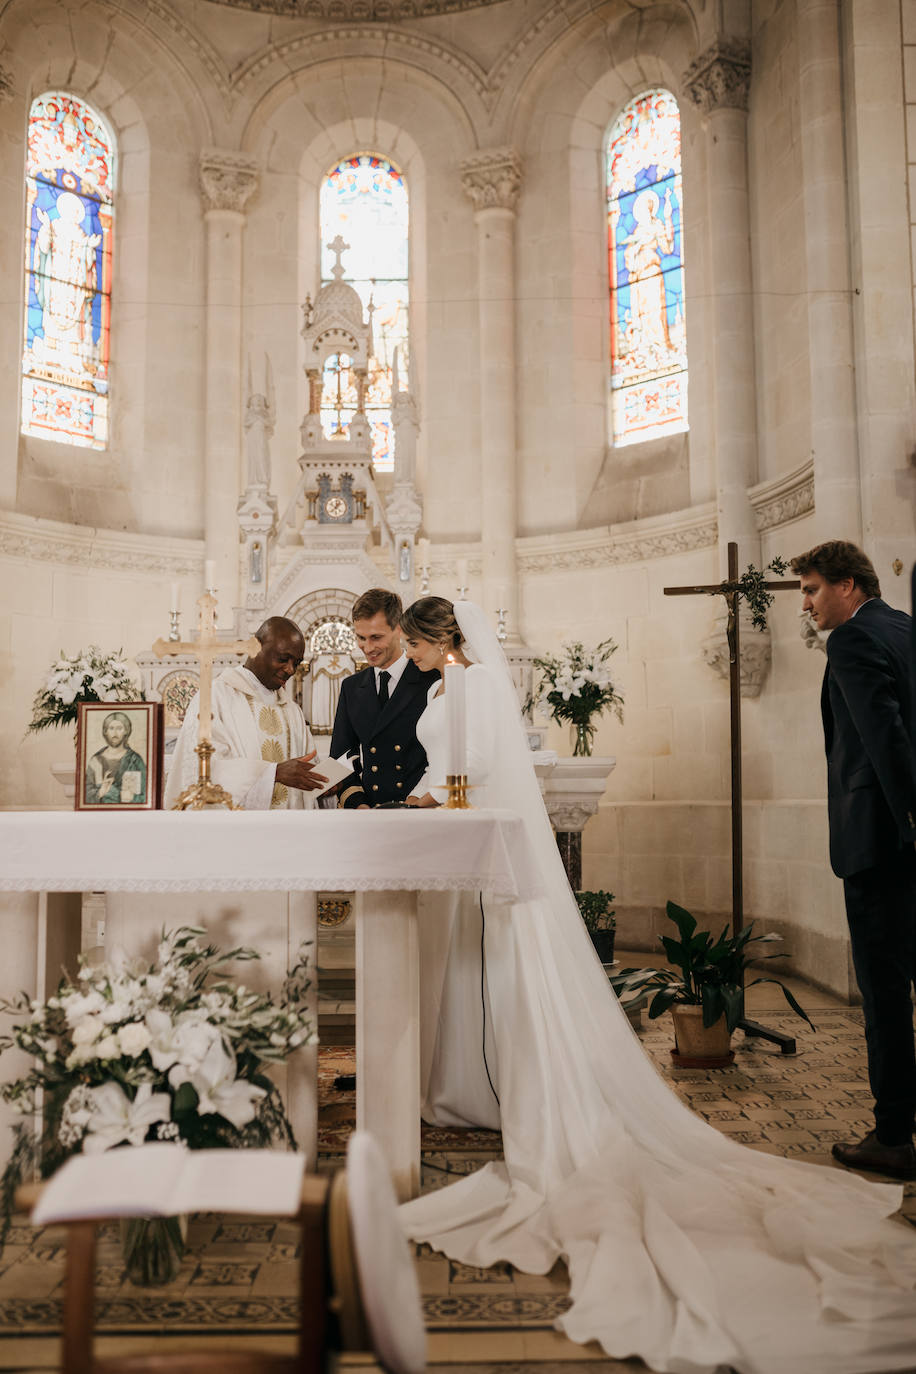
xmin=377 ymin=670 xmax=390 ymax=706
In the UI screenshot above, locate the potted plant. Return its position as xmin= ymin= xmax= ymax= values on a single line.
xmin=609 ymin=901 xmax=814 ymax=1067
xmin=576 ymin=890 xmax=616 ymax=964
xmin=524 ymin=639 xmax=623 ymax=756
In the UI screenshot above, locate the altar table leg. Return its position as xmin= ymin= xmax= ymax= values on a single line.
xmin=0 ymin=894 xmax=40 ymax=1163
xmin=355 ymin=889 xmax=420 ymax=1202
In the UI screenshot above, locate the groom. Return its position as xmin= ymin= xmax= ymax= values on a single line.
xmin=331 ymin=588 xmax=439 ymax=808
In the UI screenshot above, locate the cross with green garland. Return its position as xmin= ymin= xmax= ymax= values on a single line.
xmin=664 ymin=540 xmax=799 ymax=1052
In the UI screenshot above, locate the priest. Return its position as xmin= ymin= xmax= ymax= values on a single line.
xmin=163 ymin=616 xmax=327 ymax=810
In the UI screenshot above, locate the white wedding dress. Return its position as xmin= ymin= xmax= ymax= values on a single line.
xmin=400 ymin=602 xmax=916 ymax=1374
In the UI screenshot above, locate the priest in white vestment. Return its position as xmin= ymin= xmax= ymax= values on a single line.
xmin=164 ymin=616 xmax=326 ymax=810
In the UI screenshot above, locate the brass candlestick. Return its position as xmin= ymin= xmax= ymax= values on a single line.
xmin=444 ymin=773 xmax=473 ymax=809
xmin=172 ymin=740 xmax=241 ymax=811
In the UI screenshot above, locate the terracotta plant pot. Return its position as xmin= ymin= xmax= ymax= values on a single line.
xmin=670 ymin=1005 xmax=734 ymax=1068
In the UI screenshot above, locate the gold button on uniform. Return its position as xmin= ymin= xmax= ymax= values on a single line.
xmin=395 ymin=764 xmax=402 ymax=771
xmin=370 ymin=746 xmax=377 ymax=754
xmin=371 ymin=765 xmax=378 ymax=772
xmin=394 ymin=744 xmax=401 ymax=752
xmin=372 ymin=785 xmax=379 ymax=791
xmin=395 ymin=782 xmax=402 ymax=789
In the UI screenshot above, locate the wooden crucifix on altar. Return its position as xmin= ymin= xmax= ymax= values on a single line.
xmin=665 ymin=540 xmax=800 ymax=1053
xmin=153 ymin=593 xmax=259 ymax=810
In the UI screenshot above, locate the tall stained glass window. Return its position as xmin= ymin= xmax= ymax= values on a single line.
xmin=22 ymin=92 xmax=114 ymax=449
xmin=607 ymin=89 xmax=687 ymax=446
xmin=319 ymin=154 xmax=408 ymax=471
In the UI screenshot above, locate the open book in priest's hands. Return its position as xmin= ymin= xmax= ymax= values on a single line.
xmin=31 ymin=1144 xmax=307 ymax=1225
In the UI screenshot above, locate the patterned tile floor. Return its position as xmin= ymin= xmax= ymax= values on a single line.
xmin=2 ymin=967 xmax=915 ymax=1371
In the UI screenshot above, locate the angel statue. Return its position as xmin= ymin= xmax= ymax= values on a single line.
xmin=243 ymin=355 xmax=276 ymax=491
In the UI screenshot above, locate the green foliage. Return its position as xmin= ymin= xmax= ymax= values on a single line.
xmin=609 ymin=900 xmax=814 ymax=1034
xmin=715 ymin=555 xmax=790 ymax=632
xmin=575 ymin=890 xmax=616 ymax=933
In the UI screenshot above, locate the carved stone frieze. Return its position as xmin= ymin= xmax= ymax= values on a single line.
xmin=543 ymin=801 xmax=597 ymax=833
xmin=0 ymin=518 xmax=202 ymax=576
xmin=748 ymin=460 xmax=815 ymax=532
xmin=199 ymin=150 xmax=260 ymax=214
xmin=197 ymin=0 xmax=511 ymax=16
xmin=460 ymin=147 xmax=523 ymax=213
xmin=517 ymin=512 xmax=718 ymax=575
xmin=701 ymin=611 xmax=771 ymax=698
xmin=683 ymin=38 xmax=752 ymax=114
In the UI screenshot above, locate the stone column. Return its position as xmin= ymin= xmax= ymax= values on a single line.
xmin=797 ymin=0 xmax=861 ymax=543
xmin=684 ymin=43 xmax=759 ymax=576
xmin=199 ymin=151 xmax=259 ymax=626
xmin=460 ymin=148 xmax=523 ymax=641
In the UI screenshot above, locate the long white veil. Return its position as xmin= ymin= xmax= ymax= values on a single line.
xmin=402 ymin=601 xmax=916 ymax=1374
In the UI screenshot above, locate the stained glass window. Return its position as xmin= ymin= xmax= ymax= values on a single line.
xmin=22 ymin=92 xmax=115 ymax=449
xmin=607 ymin=89 xmax=687 ymax=446
xmin=319 ymin=154 xmax=408 ymax=471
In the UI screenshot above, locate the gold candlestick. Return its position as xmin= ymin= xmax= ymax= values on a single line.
xmin=444 ymin=774 xmax=473 ymax=809
xmin=168 ymin=609 xmax=181 ymax=642
xmin=172 ymin=740 xmax=241 ymax=811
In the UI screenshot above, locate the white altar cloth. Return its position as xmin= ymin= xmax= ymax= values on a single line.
xmin=0 ymin=809 xmax=538 ymax=898
xmin=0 ymin=809 xmax=537 ymax=1198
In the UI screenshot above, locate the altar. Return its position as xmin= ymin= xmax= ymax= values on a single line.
xmin=0 ymin=808 xmax=538 ymax=1199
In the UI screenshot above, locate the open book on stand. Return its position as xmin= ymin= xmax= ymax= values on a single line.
xmin=31 ymin=1145 xmax=306 ymax=1225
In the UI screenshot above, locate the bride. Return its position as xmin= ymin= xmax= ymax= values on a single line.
xmin=397 ymin=596 xmax=916 ymax=1374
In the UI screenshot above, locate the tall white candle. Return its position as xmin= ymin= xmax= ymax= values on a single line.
xmin=204 ymin=560 xmax=216 ymax=593
xmin=444 ymin=655 xmax=466 ymax=777
xmin=417 ymin=536 xmax=430 ymax=572
xmin=170 ymin=582 xmax=180 ymax=613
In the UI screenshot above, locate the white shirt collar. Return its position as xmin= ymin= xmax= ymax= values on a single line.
xmin=235 ymin=665 xmax=288 ymax=704
xmin=375 ymin=652 xmax=408 ymax=693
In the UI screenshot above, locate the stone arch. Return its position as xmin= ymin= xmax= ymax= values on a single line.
xmin=285 ymin=587 xmax=357 ymax=639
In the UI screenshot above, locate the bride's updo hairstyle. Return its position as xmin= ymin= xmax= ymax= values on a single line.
xmin=400 ymin=596 xmax=464 ymax=651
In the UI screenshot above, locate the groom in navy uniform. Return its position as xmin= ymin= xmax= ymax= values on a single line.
xmin=331 ymin=587 xmax=439 ymax=808
xmin=792 ymin=540 xmax=916 ymax=1180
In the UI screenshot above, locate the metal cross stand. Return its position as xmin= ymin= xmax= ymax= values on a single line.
xmin=153 ymin=593 xmax=259 ymax=809
xmin=664 ymin=541 xmax=800 ymax=1053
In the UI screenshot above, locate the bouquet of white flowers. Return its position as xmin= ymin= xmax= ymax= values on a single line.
xmin=0 ymin=927 xmax=315 ymax=1261
xmin=525 ymin=639 xmax=624 ymax=756
xmin=28 ymin=646 xmax=143 ymax=733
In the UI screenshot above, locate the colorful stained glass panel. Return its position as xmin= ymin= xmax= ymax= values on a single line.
xmin=22 ymin=93 xmax=114 ymax=449
xmin=319 ymin=154 xmax=409 ymax=471
xmin=607 ymin=89 xmax=687 ymax=446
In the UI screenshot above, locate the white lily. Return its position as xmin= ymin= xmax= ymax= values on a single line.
xmin=169 ymin=1038 xmax=265 ymax=1129
xmin=82 ymin=1081 xmax=171 ymax=1154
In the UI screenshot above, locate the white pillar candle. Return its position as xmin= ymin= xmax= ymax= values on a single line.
xmin=170 ymin=582 xmax=180 ymax=613
xmin=417 ymin=537 xmax=430 ymax=572
xmin=204 ymin=559 xmax=216 ymax=593
xmin=444 ymin=655 xmax=467 ymax=777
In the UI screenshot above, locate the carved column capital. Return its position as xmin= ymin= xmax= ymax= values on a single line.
xmin=199 ymin=149 xmax=260 ymax=214
xmin=683 ymin=39 xmax=752 ymax=114
xmin=460 ymin=147 xmax=523 ymax=213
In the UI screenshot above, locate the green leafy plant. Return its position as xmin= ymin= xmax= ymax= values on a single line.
xmin=714 ymin=555 xmax=790 ymax=632
xmin=575 ymin=890 xmax=616 ymax=933
xmin=609 ymin=900 xmax=814 ymax=1034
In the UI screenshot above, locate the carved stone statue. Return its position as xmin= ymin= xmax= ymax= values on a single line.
xmin=243 ymin=355 xmax=275 ymax=491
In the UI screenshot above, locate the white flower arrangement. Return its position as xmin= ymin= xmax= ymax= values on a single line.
xmin=0 ymin=927 xmax=315 ymax=1244
xmin=28 ymin=646 xmax=143 ymax=733
xmin=525 ymin=639 xmax=624 ymax=755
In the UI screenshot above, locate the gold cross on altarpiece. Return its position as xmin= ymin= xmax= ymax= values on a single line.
xmin=665 ymin=541 xmax=799 ymax=1052
xmin=153 ymin=593 xmax=259 ymax=810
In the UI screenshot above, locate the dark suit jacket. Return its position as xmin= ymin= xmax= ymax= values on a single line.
xmin=329 ymin=660 xmax=440 ymax=807
xmin=822 ymin=597 xmax=916 ymax=877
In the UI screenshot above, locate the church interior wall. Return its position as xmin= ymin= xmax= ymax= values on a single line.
xmin=1 ymin=0 xmax=913 ymax=1005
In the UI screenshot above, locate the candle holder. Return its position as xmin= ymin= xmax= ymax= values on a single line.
xmin=171 ymin=740 xmax=240 ymax=811
xmin=495 ymin=606 xmax=507 ymax=644
xmin=168 ymin=610 xmax=181 ymax=643
xmin=444 ymin=773 xmax=473 ymax=810
xmin=456 ymin=584 xmax=469 ymax=601
xmin=420 ymin=567 xmax=430 ymax=594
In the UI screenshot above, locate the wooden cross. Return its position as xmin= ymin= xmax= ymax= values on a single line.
xmin=665 ymin=541 xmax=799 ymax=1051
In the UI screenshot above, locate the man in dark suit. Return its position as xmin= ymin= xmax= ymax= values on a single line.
xmin=331 ymin=588 xmax=439 ymax=808
xmin=791 ymin=541 xmax=916 ymax=1179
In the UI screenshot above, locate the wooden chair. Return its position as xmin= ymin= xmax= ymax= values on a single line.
xmin=16 ymin=1132 xmax=426 ymax=1374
